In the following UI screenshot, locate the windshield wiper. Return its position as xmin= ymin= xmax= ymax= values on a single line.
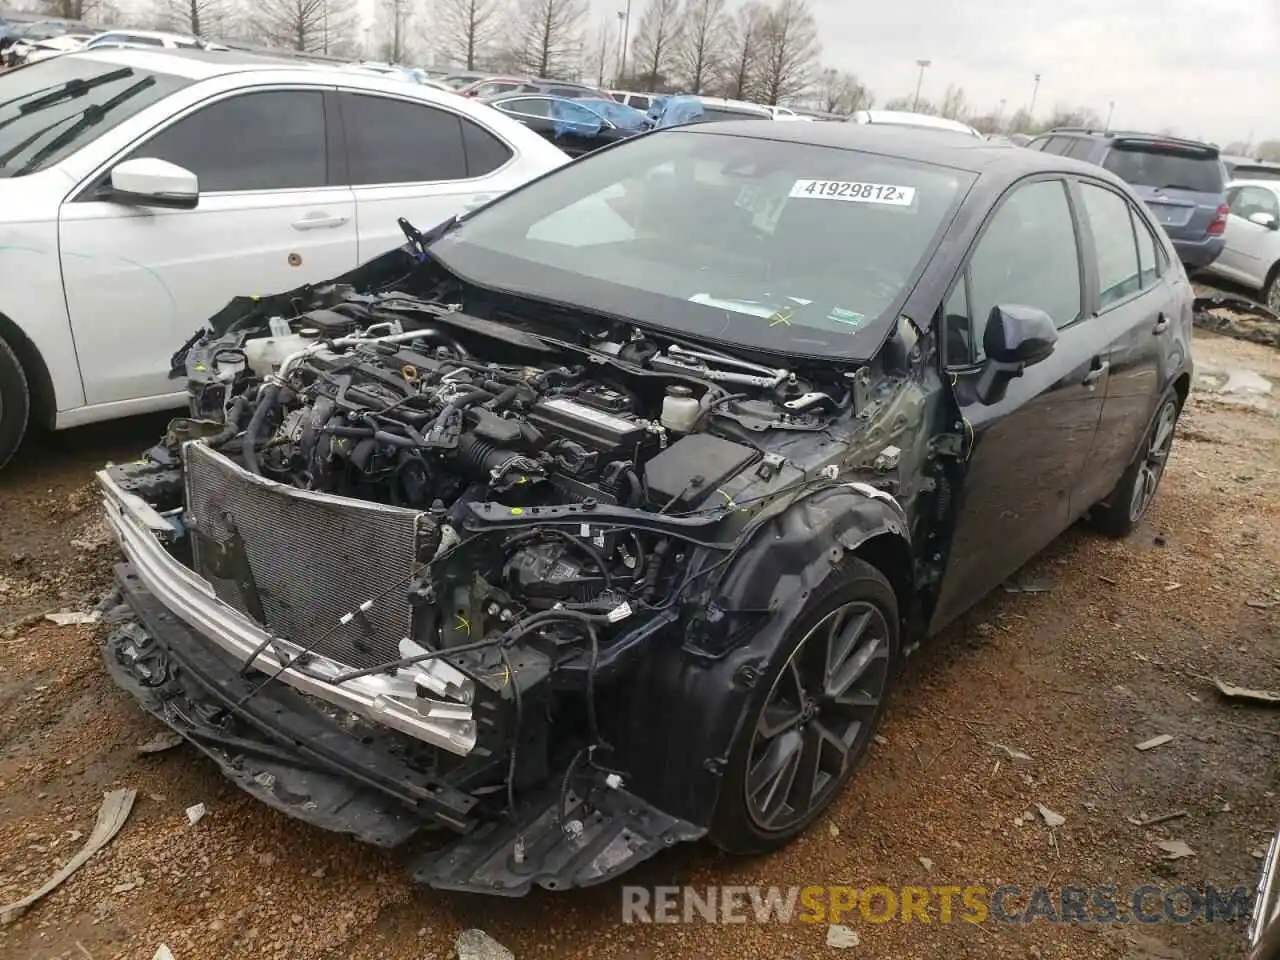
xmin=1152 ymin=183 xmax=1197 ymax=192
xmin=0 ymin=67 xmax=133 ymax=134
xmin=11 ymin=75 xmax=155 ymax=176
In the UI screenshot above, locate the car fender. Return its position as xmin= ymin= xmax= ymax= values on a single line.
xmin=616 ymin=484 xmax=912 ymax=827
xmin=0 ymin=210 xmax=86 ymax=420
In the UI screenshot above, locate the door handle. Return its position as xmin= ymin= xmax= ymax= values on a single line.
xmin=1082 ymin=360 xmax=1110 ymax=387
xmin=291 ymin=213 xmax=349 ymax=231
xmin=1152 ymin=314 xmax=1171 ymax=335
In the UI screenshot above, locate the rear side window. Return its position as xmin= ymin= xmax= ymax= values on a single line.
xmin=1133 ymin=208 xmax=1162 ymax=287
xmin=1229 ymin=185 xmax=1280 ymax=222
xmin=1078 ymin=183 xmax=1141 ymax=308
xmin=460 ymin=118 xmax=512 ymax=177
xmin=341 ymin=92 xmax=468 ymax=184
xmin=497 ymin=97 xmax=550 ymax=118
xmin=131 ymin=90 xmax=326 ymax=191
xmin=1063 ymin=138 xmax=1095 ymax=160
xmin=1102 ymin=144 xmax=1225 ymax=193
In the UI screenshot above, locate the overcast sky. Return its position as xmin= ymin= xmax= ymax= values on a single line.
xmin=587 ymin=0 xmax=1280 ymax=146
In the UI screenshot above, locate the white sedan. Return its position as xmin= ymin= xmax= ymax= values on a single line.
xmin=1201 ymin=180 xmax=1280 ymax=311
xmin=0 ymin=47 xmax=569 ymax=469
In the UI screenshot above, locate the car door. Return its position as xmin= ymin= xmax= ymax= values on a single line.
xmin=930 ymin=177 xmax=1108 ymax=633
xmin=336 ymin=90 xmax=517 ymax=261
xmin=1217 ymin=185 xmax=1280 ymax=288
xmin=58 ymin=87 xmax=357 ymax=407
xmin=1069 ymin=179 xmax=1181 ymax=512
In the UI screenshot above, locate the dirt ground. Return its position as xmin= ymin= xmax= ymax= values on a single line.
xmin=0 ymin=328 xmax=1277 ymax=960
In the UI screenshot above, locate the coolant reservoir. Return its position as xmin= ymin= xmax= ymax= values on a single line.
xmin=660 ymin=385 xmax=700 ymax=433
xmin=243 ymin=332 xmax=313 ymax=377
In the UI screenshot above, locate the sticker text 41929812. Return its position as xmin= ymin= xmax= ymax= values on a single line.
xmin=789 ymin=180 xmax=916 ymax=206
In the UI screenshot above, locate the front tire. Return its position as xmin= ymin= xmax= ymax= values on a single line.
xmin=709 ymin=557 xmax=900 ymax=855
xmin=0 ymin=336 xmax=31 ymax=472
xmin=1265 ymin=265 xmax=1280 ymax=315
xmin=1092 ymin=391 xmax=1181 ymax=538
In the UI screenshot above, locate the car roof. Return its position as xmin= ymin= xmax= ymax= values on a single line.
xmin=68 ymin=46 xmax=369 ymax=79
xmin=670 ymin=120 xmax=1117 ymax=179
xmin=693 ymin=95 xmax=772 ymax=114
xmin=1040 ymin=128 xmax=1219 ymax=153
xmin=854 ymin=109 xmax=981 ymax=137
xmin=1229 ymin=179 xmax=1280 ymax=191
xmin=92 ymin=28 xmax=196 ymax=39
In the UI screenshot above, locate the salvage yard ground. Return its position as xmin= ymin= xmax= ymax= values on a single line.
xmin=0 ymin=326 xmax=1277 ymax=960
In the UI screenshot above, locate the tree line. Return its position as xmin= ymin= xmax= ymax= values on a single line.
xmin=33 ymin=0 xmax=1280 ymax=148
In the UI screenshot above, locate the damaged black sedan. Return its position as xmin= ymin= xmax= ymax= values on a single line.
xmin=98 ymin=123 xmax=1194 ymax=895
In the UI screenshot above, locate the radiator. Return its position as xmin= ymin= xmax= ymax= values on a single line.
xmin=183 ymin=442 xmax=430 ymax=670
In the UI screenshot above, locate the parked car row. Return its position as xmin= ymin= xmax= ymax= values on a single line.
xmin=2 ymin=24 xmax=227 ymax=66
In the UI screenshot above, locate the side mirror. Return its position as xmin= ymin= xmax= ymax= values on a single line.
xmin=106 ymin=158 xmax=199 ymax=210
xmin=1247 ymin=211 xmax=1279 ymax=230
xmin=976 ymin=304 xmax=1059 ymax=405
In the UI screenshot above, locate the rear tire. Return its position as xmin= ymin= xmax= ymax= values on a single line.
xmin=1092 ymin=391 xmax=1181 ymax=538
xmin=709 ymin=556 xmax=899 ymax=855
xmin=0 ymin=336 xmax=31 ymax=472
xmin=1265 ymin=265 xmax=1280 ymax=314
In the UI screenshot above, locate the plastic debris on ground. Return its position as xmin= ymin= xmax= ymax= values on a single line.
xmin=0 ymin=788 xmax=136 ymax=924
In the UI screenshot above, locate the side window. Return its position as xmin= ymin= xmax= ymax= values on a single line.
xmin=557 ymin=101 xmax=601 ymax=126
xmin=1132 ymin=207 xmax=1162 ymax=288
xmin=967 ymin=179 xmax=1082 ymax=349
xmin=942 ymin=277 xmax=973 ymax=366
xmin=1078 ymin=183 xmax=1141 ymax=308
xmin=628 ymin=95 xmax=648 ymax=110
xmin=1231 ymin=186 xmax=1280 ymax=222
xmin=1040 ymin=136 xmax=1069 ymax=155
xmin=1064 ymin=138 xmax=1095 ymax=160
xmin=460 ymin=117 xmax=512 ymax=177
xmin=130 ymin=90 xmax=326 ymax=192
xmin=341 ymin=93 xmax=468 ymax=184
xmin=1027 ymin=138 xmax=1049 ymax=151
xmin=500 ymin=97 xmax=550 ymax=118
xmin=128 ymin=35 xmax=165 ymax=45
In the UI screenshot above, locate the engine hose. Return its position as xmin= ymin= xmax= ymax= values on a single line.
xmin=206 ymin=396 xmax=250 ymax=448
xmin=622 ymin=468 xmax=643 ymax=507
xmin=241 ymin=382 xmax=281 ymax=475
xmin=428 ymin=388 xmax=493 ymax=444
xmin=482 ymin=383 xmax=521 ymax=411
xmin=642 ymin=539 xmax=670 ymax=601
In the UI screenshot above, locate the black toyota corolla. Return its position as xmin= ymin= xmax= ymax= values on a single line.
xmin=98 ymin=122 xmax=1193 ymax=895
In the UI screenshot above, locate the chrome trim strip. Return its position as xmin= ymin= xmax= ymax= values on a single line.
xmin=97 ymin=468 xmax=477 ymax=757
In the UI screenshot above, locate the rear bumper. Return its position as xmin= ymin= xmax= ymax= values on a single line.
xmin=1171 ymin=233 xmax=1225 ymax=268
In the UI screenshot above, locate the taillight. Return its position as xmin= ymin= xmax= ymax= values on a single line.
xmin=1208 ymin=203 xmax=1229 ymax=235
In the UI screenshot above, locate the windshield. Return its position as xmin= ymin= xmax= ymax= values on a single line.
xmin=1234 ymin=166 xmax=1280 ymax=183
xmin=0 ymin=56 xmax=188 ymax=177
xmin=1103 ymin=144 xmax=1225 ymax=193
xmin=430 ymin=129 xmax=971 ymax=358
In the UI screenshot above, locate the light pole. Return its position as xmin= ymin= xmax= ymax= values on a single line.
xmin=1029 ymin=73 xmax=1041 ymax=119
xmin=1105 ymin=100 xmax=1115 ymax=130
xmin=618 ymin=0 xmax=633 ymax=87
xmin=912 ymin=58 xmax=931 ymax=112
xmin=997 ymin=97 xmax=1006 ymax=132
xmin=615 ymin=11 xmax=625 ymax=86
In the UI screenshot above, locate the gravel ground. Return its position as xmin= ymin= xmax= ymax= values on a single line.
xmin=0 ymin=329 xmax=1277 ymax=960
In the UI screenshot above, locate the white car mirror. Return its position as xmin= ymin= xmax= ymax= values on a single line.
xmin=108 ymin=158 xmax=199 ymax=210
xmin=1246 ymin=210 xmax=1279 ymax=230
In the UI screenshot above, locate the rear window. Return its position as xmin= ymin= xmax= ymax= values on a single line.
xmin=1233 ymin=165 xmax=1280 ymax=183
xmin=0 ymin=57 xmax=188 ymax=178
xmin=701 ymin=106 xmax=770 ymax=122
xmin=1103 ymin=143 xmax=1225 ymax=194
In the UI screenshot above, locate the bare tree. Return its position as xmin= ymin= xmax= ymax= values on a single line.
xmin=814 ymin=67 xmax=871 ymax=115
xmin=254 ymin=0 xmax=356 ymax=52
xmin=1044 ymin=105 xmax=1100 ymax=129
xmin=436 ymin=0 xmax=502 ymax=71
xmin=590 ymin=15 xmax=616 ymax=89
xmin=629 ymin=0 xmax=681 ymax=91
xmin=938 ymin=84 xmax=969 ymax=121
xmin=721 ymin=0 xmax=767 ymax=99
xmin=512 ymin=0 xmax=588 ymax=78
xmin=150 ymin=0 xmax=231 ymax=36
xmin=41 ymin=0 xmax=100 ymax=20
xmin=754 ymin=0 xmax=819 ymax=106
xmin=673 ymin=0 xmax=726 ymax=94
xmin=375 ymin=0 xmax=415 ymax=62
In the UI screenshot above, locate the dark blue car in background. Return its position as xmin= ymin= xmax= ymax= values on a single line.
xmin=1029 ymin=129 xmax=1229 ymax=270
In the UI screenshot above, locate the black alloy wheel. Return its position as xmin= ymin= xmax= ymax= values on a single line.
xmin=744 ymin=600 xmax=892 ymax=832
xmin=710 ymin=557 xmax=899 ymax=854
xmin=1093 ymin=391 xmax=1182 ymax=538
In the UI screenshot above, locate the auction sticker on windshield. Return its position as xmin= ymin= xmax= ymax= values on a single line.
xmin=790 ymin=180 xmax=916 ymax=206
